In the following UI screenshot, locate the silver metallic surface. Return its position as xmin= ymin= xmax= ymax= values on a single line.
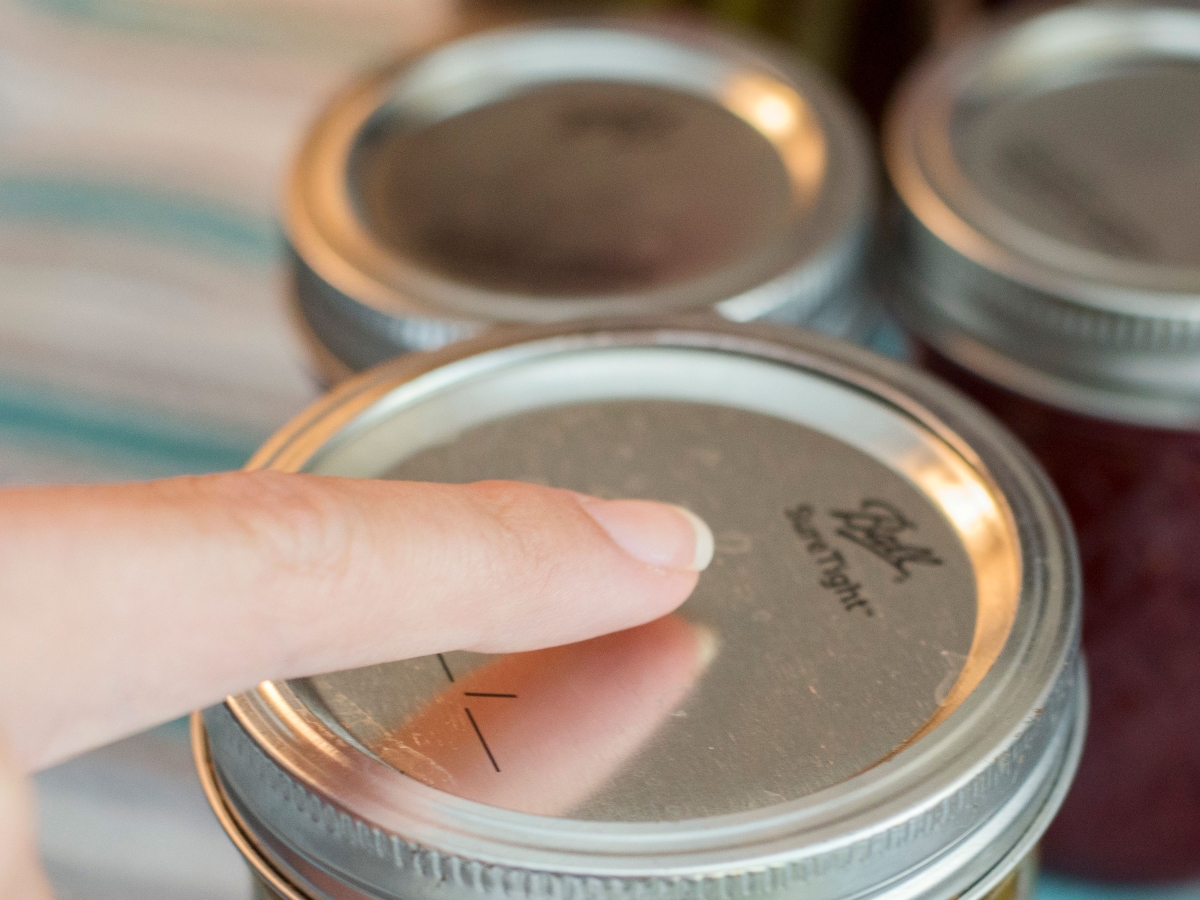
xmin=196 ymin=320 xmax=1083 ymax=900
xmin=885 ymin=3 xmax=1200 ymax=426
xmin=311 ymin=401 xmax=981 ymax=821
xmin=287 ymin=19 xmax=877 ymax=376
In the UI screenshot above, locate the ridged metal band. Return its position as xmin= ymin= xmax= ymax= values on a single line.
xmin=726 ymin=203 xmax=876 ymax=335
xmin=294 ymin=213 xmax=879 ymax=375
xmin=890 ymin=209 xmax=1200 ymax=426
xmin=884 ymin=3 xmax=1200 ymax=427
xmin=291 ymin=252 xmax=483 ymax=370
xmin=199 ymin=664 xmax=1083 ymax=900
xmin=293 ymin=225 xmax=877 ymax=373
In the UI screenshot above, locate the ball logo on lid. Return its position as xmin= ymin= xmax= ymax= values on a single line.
xmin=828 ymin=498 xmax=945 ymax=582
xmin=557 ymin=99 xmax=681 ymax=143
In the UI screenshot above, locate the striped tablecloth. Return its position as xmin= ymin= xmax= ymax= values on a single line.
xmin=0 ymin=1 xmax=444 ymax=896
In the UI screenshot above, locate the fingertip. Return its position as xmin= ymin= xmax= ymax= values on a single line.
xmin=669 ymin=505 xmax=714 ymax=572
xmin=575 ymin=497 xmax=714 ymax=573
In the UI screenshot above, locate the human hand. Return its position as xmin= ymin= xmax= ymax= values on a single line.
xmin=0 ymin=472 xmax=713 ymax=899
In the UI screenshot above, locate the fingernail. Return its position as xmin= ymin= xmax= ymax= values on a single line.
xmin=577 ymin=498 xmax=714 ymax=572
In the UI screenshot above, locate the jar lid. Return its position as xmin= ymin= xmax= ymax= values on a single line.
xmin=196 ymin=320 xmax=1083 ymax=900
xmin=885 ymin=2 xmax=1200 ymax=427
xmin=286 ymin=18 xmax=877 ymax=375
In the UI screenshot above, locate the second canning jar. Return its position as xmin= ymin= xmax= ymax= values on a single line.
xmin=284 ymin=17 xmax=878 ymax=382
xmin=885 ymin=1 xmax=1200 ymax=882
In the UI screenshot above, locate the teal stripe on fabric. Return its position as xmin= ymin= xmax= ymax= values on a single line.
xmin=21 ymin=0 xmax=387 ymax=56
xmin=25 ymin=0 xmax=298 ymax=48
xmin=0 ymin=177 xmax=278 ymax=264
xmin=1038 ymin=875 xmax=1200 ymax=900
xmin=0 ymin=382 xmax=261 ymax=477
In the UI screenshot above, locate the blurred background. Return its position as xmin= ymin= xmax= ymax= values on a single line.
xmin=1 ymin=0 xmax=1195 ymax=898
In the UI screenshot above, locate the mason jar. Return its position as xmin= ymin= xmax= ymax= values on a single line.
xmin=884 ymin=1 xmax=1200 ymax=881
xmin=194 ymin=318 xmax=1084 ymax=900
xmin=285 ymin=18 xmax=879 ymax=383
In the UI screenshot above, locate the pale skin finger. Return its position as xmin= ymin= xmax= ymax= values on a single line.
xmin=0 ymin=471 xmax=711 ymax=900
xmin=0 ymin=742 xmax=52 ymax=900
xmin=0 ymin=472 xmax=711 ymax=773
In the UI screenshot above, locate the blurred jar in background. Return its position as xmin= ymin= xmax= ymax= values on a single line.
xmin=286 ymin=16 xmax=878 ymax=381
xmin=507 ymin=0 xmax=942 ymax=126
xmin=885 ymin=2 xmax=1200 ymax=882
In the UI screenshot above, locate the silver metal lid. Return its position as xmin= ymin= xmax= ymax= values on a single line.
xmin=885 ymin=2 xmax=1200 ymax=427
xmin=286 ymin=18 xmax=877 ymax=376
xmin=196 ymin=320 xmax=1083 ymax=900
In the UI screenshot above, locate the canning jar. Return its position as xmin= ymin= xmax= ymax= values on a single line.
xmin=194 ymin=319 xmax=1083 ymax=900
xmin=284 ymin=18 xmax=878 ymax=382
xmin=884 ymin=2 xmax=1200 ymax=881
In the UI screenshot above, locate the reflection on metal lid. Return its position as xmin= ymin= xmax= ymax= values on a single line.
xmin=310 ymin=399 xmax=983 ymax=820
xmin=886 ymin=3 xmax=1200 ymax=426
xmin=197 ymin=320 xmax=1083 ymax=900
xmin=287 ymin=19 xmax=877 ymax=377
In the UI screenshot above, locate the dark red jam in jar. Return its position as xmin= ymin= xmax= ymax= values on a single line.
xmin=885 ymin=2 xmax=1200 ymax=882
xmin=920 ymin=353 xmax=1200 ymax=880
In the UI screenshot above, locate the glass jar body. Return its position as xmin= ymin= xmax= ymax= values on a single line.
xmin=921 ymin=348 xmax=1200 ymax=881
